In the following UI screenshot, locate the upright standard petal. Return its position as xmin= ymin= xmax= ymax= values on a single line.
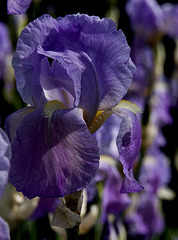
xmin=0 ymin=129 xmax=11 ymax=199
xmin=9 ymin=107 xmax=100 ymax=199
xmin=12 ymin=13 xmax=135 ymax=112
xmin=54 ymin=14 xmax=135 ymax=110
xmin=114 ymin=108 xmax=143 ymax=193
xmin=38 ymin=48 xmax=100 ymax=125
xmin=7 ymin=0 xmax=32 ymax=15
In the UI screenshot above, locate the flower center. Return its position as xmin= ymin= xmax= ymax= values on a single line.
xmin=44 ymin=100 xmax=66 ymax=118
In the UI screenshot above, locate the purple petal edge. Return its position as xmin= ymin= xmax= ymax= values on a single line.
xmin=114 ymin=108 xmax=143 ymax=193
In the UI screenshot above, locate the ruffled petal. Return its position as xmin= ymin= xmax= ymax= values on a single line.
xmin=12 ymin=14 xmax=134 ymax=112
xmin=0 ymin=129 xmax=11 ymax=199
xmin=0 ymin=217 xmax=10 ymax=240
xmin=114 ymin=108 xmax=143 ymax=193
xmin=7 ymin=0 xmax=31 ymax=15
xmin=12 ymin=14 xmax=58 ymax=107
xmin=54 ymin=14 xmax=135 ymax=110
xmin=9 ymin=107 xmax=100 ymax=199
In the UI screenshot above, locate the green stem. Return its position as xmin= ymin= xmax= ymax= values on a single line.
xmin=66 ymin=226 xmax=79 ymax=240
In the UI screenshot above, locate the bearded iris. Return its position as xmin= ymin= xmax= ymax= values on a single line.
xmin=6 ymin=14 xmax=143 ymax=199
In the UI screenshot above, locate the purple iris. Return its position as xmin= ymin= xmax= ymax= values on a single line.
xmin=0 ymin=22 xmax=12 ymax=79
xmin=0 ymin=129 xmax=11 ymax=240
xmin=149 ymin=77 xmax=172 ymax=127
xmin=126 ymin=193 xmax=164 ymax=238
xmin=6 ymin=14 xmax=142 ymax=199
xmin=126 ymin=0 xmax=164 ymax=42
xmin=7 ymin=0 xmax=32 ymax=15
xmin=97 ymin=161 xmax=131 ymax=222
xmin=162 ymin=3 xmax=178 ymax=39
xmin=130 ymin=37 xmax=154 ymax=91
xmin=139 ymin=149 xmax=171 ymax=194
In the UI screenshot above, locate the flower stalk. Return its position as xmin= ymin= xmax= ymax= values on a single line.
xmin=66 ymin=226 xmax=79 ymax=240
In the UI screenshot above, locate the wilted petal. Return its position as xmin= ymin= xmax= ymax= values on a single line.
xmin=114 ymin=108 xmax=143 ymax=193
xmin=7 ymin=0 xmax=32 ymax=15
xmin=51 ymin=198 xmax=81 ymax=229
xmin=0 ymin=129 xmax=11 ymax=199
xmin=9 ymin=107 xmax=100 ymax=199
xmin=0 ymin=217 xmax=10 ymax=240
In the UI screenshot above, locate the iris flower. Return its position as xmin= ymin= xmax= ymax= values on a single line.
xmin=0 ymin=22 xmax=12 ymax=79
xmin=126 ymin=193 xmax=165 ymax=238
xmin=96 ymin=159 xmax=131 ymax=222
xmin=139 ymin=150 xmax=171 ymax=195
xmin=0 ymin=129 xmax=11 ymax=240
xmin=6 ymin=14 xmax=142 ymax=199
